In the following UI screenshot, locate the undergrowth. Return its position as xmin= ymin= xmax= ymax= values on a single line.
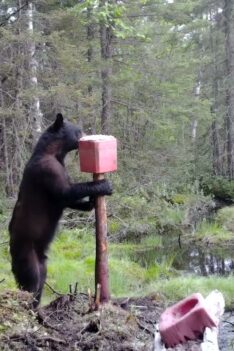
xmin=1 ymin=191 xmax=234 ymax=310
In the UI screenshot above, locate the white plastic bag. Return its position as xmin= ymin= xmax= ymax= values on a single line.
xmin=201 ymin=290 xmax=225 ymax=351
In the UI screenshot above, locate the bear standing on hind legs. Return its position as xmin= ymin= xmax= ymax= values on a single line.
xmin=9 ymin=113 xmax=112 ymax=307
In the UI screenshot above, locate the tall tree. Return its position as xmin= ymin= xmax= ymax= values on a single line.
xmin=27 ymin=2 xmax=43 ymax=142
xmin=99 ymin=0 xmax=113 ymax=134
xmin=224 ymin=0 xmax=234 ymax=179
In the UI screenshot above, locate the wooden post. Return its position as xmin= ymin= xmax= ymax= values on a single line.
xmin=93 ymin=173 xmax=110 ymax=305
xmin=79 ymin=135 xmax=117 ymax=307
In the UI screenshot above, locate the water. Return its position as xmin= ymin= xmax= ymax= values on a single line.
xmin=130 ymin=234 xmax=234 ymax=350
xmin=131 ymin=235 xmax=234 ymax=277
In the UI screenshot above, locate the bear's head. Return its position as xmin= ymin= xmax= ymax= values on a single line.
xmin=47 ymin=113 xmax=84 ymax=153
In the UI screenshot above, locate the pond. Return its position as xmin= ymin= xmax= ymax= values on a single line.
xmin=115 ymin=197 xmax=234 ymax=351
xmin=130 ymin=234 xmax=234 ymax=277
xmin=129 ymin=233 xmax=234 ymax=350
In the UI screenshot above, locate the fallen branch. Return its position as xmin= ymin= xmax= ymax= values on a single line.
xmin=38 ymin=336 xmax=67 ymax=345
xmin=45 ymin=282 xmax=63 ymax=296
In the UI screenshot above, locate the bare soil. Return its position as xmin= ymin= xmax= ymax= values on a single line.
xmin=0 ymin=290 xmax=203 ymax=351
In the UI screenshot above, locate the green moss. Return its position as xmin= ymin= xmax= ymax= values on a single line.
xmin=171 ymin=193 xmax=190 ymax=204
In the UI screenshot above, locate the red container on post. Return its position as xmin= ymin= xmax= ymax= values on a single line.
xmin=79 ymin=135 xmax=117 ymax=307
xmin=79 ymin=135 xmax=117 ymax=174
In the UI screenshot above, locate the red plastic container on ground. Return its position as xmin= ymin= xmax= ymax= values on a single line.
xmin=159 ymin=293 xmax=217 ymax=348
xmin=79 ymin=135 xmax=117 ymax=174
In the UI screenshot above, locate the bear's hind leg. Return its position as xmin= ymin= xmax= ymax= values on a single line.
xmin=34 ymin=252 xmax=48 ymax=307
xmin=10 ymin=240 xmax=41 ymax=306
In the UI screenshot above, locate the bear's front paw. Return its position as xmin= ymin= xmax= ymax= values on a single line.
xmin=89 ymin=196 xmax=95 ymax=209
xmin=104 ymin=180 xmax=113 ymax=196
xmin=97 ymin=179 xmax=113 ymax=196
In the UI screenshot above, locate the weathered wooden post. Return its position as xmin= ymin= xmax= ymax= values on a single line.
xmin=79 ymin=135 xmax=117 ymax=306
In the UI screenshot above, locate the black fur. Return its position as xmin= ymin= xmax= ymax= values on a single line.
xmin=9 ymin=114 xmax=112 ymax=307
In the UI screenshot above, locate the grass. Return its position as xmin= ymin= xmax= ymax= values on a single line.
xmin=144 ymin=275 xmax=234 ymax=309
xmin=45 ymin=229 xmax=149 ymax=302
xmin=139 ymin=234 xmax=162 ymax=248
xmin=194 ymin=205 xmax=234 ymax=244
xmin=0 ymin=230 xmax=16 ymax=291
xmin=215 ymin=206 xmax=234 ymax=232
xmin=2 ymin=223 xmax=234 ymax=310
xmin=44 ymin=227 xmax=234 ymax=310
xmin=195 ymin=221 xmax=233 ymax=244
xmin=1 ymin=192 xmax=234 ymax=311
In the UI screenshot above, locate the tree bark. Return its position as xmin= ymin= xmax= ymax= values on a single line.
xmin=87 ymin=5 xmax=96 ymax=133
xmin=99 ymin=0 xmax=113 ymax=134
xmin=27 ymin=2 xmax=43 ymax=143
xmin=224 ymin=0 xmax=234 ymax=179
xmin=93 ymin=173 xmax=110 ymax=305
xmin=0 ymin=80 xmax=10 ymax=195
xmin=211 ymin=119 xmax=223 ymax=175
xmin=210 ymin=13 xmax=223 ymax=176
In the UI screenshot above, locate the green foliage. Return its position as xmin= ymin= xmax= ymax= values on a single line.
xmin=158 ymin=206 xmax=185 ymax=228
xmin=144 ymin=255 xmax=175 ymax=282
xmin=1 ymin=0 xmax=224 ymax=194
xmin=195 ymin=221 xmax=233 ymax=244
xmin=73 ymin=0 xmax=139 ymax=39
xmin=146 ymin=276 xmax=234 ymax=310
xmin=0 ymin=231 xmax=16 ymax=291
xmin=1 ymin=0 xmax=234 ymax=316
xmin=45 ymin=228 xmax=153 ymax=301
xmin=201 ymin=177 xmax=234 ymax=200
xmin=215 ymin=206 xmax=234 ymax=232
xmin=109 ymin=258 xmax=146 ymax=295
xmin=140 ymin=234 xmax=162 ymax=248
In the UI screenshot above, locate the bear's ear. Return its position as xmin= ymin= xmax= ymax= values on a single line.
xmin=53 ymin=113 xmax=64 ymax=132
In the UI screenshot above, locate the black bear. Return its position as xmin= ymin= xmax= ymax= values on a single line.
xmin=9 ymin=113 xmax=112 ymax=307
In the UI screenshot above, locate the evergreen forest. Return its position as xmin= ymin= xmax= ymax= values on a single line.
xmin=1 ymin=1 xmax=234 ymax=350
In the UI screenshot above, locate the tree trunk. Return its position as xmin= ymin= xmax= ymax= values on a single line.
xmin=87 ymin=5 xmax=96 ymax=133
xmin=27 ymin=2 xmax=43 ymax=143
xmin=0 ymin=80 xmax=11 ymax=195
xmin=210 ymin=13 xmax=223 ymax=176
xmin=224 ymin=0 xmax=234 ymax=179
xmin=99 ymin=0 xmax=113 ymax=134
xmin=211 ymin=120 xmax=223 ymax=175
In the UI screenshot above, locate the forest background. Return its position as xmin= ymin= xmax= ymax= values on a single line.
xmin=1 ymin=0 xmax=234 ymax=306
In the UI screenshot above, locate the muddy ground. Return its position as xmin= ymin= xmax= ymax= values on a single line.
xmin=0 ymin=290 xmax=216 ymax=351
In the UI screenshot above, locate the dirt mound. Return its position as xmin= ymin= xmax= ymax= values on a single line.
xmin=0 ymin=291 xmax=166 ymax=351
